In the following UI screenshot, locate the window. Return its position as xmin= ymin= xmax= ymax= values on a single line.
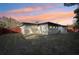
xmin=53 ymin=26 xmax=56 ymax=28
xmin=49 ymin=26 xmax=52 ymax=28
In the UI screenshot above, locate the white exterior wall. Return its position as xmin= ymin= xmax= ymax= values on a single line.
xmin=20 ymin=25 xmax=33 ymax=35
xmin=29 ymin=24 xmax=48 ymax=35
xmin=20 ymin=26 xmax=26 ymax=35
xmin=20 ymin=24 xmax=48 ymax=35
xmin=39 ymin=24 xmax=48 ymax=35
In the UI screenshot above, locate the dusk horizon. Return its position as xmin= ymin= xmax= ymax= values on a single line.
xmin=0 ymin=3 xmax=77 ymax=25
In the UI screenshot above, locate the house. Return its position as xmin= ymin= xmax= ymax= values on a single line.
xmin=20 ymin=22 xmax=68 ymax=35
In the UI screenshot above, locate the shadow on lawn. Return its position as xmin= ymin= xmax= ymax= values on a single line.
xmin=0 ymin=32 xmax=79 ymax=55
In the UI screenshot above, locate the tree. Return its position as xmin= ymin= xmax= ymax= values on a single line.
xmin=0 ymin=16 xmax=21 ymax=29
xmin=64 ymin=3 xmax=79 ymax=28
xmin=74 ymin=8 xmax=79 ymax=28
xmin=0 ymin=21 xmax=6 ymax=28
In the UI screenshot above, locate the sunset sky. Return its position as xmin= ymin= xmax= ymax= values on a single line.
xmin=0 ymin=3 xmax=77 ymax=25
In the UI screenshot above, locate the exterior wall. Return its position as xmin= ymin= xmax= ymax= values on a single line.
xmin=20 ymin=25 xmax=33 ymax=35
xmin=20 ymin=25 xmax=26 ymax=35
xmin=31 ymin=25 xmax=39 ymax=34
xmin=57 ymin=27 xmax=68 ymax=33
xmin=38 ymin=24 xmax=48 ymax=35
xmin=48 ymin=25 xmax=67 ymax=34
xmin=48 ymin=26 xmax=60 ymax=34
xmin=20 ymin=24 xmax=48 ymax=35
xmin=20 ymin=23 xmax=67 ymax=36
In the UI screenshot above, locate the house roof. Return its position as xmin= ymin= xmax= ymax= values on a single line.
xmin=21 ymin=22 xmax=66 ymax=27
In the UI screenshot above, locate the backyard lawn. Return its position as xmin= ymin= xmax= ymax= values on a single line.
xmin=0 ymin=32 xmax=79 ymax=55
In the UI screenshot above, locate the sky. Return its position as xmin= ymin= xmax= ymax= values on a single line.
xmin=0 ymin=3 xmax=77 ymax=25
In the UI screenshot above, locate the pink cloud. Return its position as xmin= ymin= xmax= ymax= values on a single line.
xmin=7 ymin=7 xmax=41 ymax=14
xmin=15 ymin=11 xmax=74 ymax=20
xmin=6 ymin=4 xmax=56 ymax=14
xmin=0 ymin=3 xmax=75 ymax=25
xmin=8 ymin=11 xmax=74 ymax=25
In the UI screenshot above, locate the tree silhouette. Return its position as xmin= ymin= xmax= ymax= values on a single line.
xmin=64 ymin=3 xmax=79 ymax=28
xmin=74 ymin=8 xmax=79 ymax=28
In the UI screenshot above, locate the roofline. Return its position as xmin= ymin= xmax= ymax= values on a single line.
xmin=21 ymin=22 xmax=67 ymax=27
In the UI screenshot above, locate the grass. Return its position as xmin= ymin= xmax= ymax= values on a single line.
xmin=0 ymin=32 xmax=79 ymax=55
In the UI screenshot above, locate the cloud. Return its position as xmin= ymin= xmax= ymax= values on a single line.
xmin=0 ymin=13 xmax=9 ymax=17
xmin=6 ymin=4 xmax=56 ymax=14
xmin=9 ymin=11 xmax=74 ymax=25
xmin=7 ymin=7 xmax=41 ymax=14
xmin=0 ymin=11 xmax=74 ymax=25
xmin=35 ymin=11 xmax=74 ymax=20
xmin=17 ymin=11 xmax=74 ymax=20
xmin=0 ymin=3 xmax=75 ymax=25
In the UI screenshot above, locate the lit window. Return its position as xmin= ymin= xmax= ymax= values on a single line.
xmin=53 ymin=26 xmax=55 ymax=28
xmin=49 ymin=26 xmax=52 ymax=28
